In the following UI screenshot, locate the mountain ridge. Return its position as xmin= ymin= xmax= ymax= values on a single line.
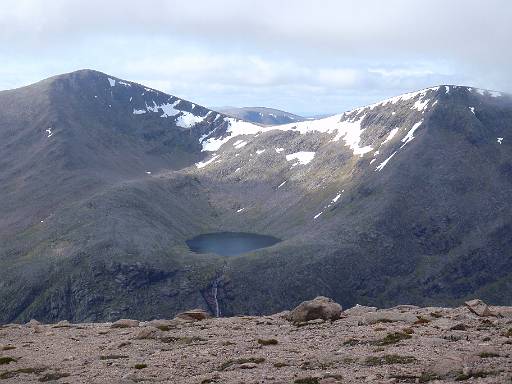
xmin=1 ymin=70 xmax=511 ymax=323
xmin=216 ymin=106 xmax=305 ymax=125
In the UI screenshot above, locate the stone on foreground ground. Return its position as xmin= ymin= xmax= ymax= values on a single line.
xmin=1 ymin=303 xmax=512 ymax=383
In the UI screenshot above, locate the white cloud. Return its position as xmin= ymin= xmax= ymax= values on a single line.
xmin=0 ymin=0 xmax=510 ymax=115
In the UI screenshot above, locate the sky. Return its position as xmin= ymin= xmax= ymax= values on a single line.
xmin=0 ymin=0 xmax=511 ymax=116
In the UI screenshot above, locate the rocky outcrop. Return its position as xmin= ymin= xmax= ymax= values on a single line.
xmin=111 ymin=319 xmax=140 ymax=328
xmin=464 ymin=299 xmax=499 ymax=317
xmin=0 ymin=303 xmax=511 ymax=383
xmin=174 ymin=309 xmax=211 ymax=322
xmin=286 ymin=296 xmax=342 ymax=323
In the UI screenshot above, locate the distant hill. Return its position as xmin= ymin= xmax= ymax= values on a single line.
xmin=217 ymin=106 xmax=305 ymax=125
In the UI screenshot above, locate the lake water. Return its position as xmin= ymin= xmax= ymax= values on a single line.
xmin=186 ymin=232 xmax=282 ymax=256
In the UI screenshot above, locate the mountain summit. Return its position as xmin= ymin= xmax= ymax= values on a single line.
xmin=1 ymin=71 xmax=511 ymax=323
xmin=217 ymin=106 xmax=305 ymax=125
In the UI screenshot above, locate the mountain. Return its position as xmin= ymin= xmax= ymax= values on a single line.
xmin=1 ymin=71 xmax=512 ymax=324
xmin=216 ymin=106 xmax=305 ymax=125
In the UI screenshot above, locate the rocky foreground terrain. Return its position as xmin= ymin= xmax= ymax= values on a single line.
xmin=0 ymin=298 xmax=511 ymax=383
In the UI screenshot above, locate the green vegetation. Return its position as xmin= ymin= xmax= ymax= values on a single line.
xmin=455 ymin=370 xmax=498 ymax=381
xmin=0 ymin=345 xmax=15 ymax=351
xmin=365 ymin=354 xmax=416 ymax=366
xmin=294 ymin=378 xmax=320 ymax=384
xmin=99 ymin=354 xmax=128 ymax=360
xmin=160 ymin=336 xmax=206 ymax=345
xmin=374 ymin=331 xmax=412 ymax=346
xmin=0 ymin=357 xmax=16 ymax=365
xmin=478 ymin=351 xmax=500 ymax=358
xmin=257 ymin=338 xmax=278 ymax=345
xmin=38 ymin=372 xmax=70 ymax=382
xmin=219 ymin=357 xmax=265 ymax=371
xmin=0 ymin=367 xmax=47 ymax=380
xmin=414 ymin=316 xmax=430 ymax=325
xmin=418 ymin=372 xmax=440 ymax=382
xmin=343 ymin=338 xmax=360 ymax=346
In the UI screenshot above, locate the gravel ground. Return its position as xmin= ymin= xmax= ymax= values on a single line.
xmin=1 ymin=305 xmax=511 ymax=383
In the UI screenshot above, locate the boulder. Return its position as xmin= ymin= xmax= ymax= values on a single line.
xmin=286 ymin=296 xmax=342 ymax=323
xmin=361 ymin=311 xmax=417 ymax=325
xmin=133 ymin=327 xmax=161 ymax=340
xmin=111 ymin=319 xmax=140 ymax=328
xmin=144 ymin=319 xmax=180 ymax=331
xmin=174 ymin=309 xmax=211 ymax=322
xmin=464 ymin=299 xmax=498 ymax=317
xmin=344 ymin=304 xmax=377 ymax=316
xmin=52 ymin=320 xmax=72 ymax=328
xmin=26 ymin=319 xmax=41 ymax=327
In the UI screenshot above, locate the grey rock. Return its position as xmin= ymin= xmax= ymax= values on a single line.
xmin=52 ymin=320 xmax=72 ymax=328
xmin=144 ymin=319 xmax=180 ymax=330
xmin=344 ymin=304 xmax=377 ymax=316
xmin=464 ymin=299 xmax=498 ymax=317
xmin=111 ymin=319 xmax=140 ymax=328
xmin=174 ymin=309 xmax=211 ymax=322
xmin=133 ymin=327 xmax=161 ymax=340
xmin=287 ymin=296 xmax=342 ymax=323
xmin=26 ymin=319 xmax=41 ymax=327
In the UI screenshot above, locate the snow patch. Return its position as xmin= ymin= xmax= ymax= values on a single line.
xmin=275 ymin=147 xmax=285 ymax=153
xmin=285 ymin=151 xmax=316 ymax=165
xmin=331 ymin=193 xmax=342 ymax=204
xmin=469 ymin=107 xmax=475 ymax=114
xmin=233 ymin=140 xmax=248 ymax=149
xmin=401 ymin=121 xmax=423 ymax=148
xmin=176 ymin=111 xmax=205 ymax=128
xmin=375 ymin=151 xmax=397 ymax=171
xmin=497 ymin=137 xmax=504 ymax=144
xmin=236 ymin=208 xmax=245 ymax=213
xmin=313 ymin=211 xmax=323 ymax=220
xmin=413 ymin=98 xmax=430 ymax=112
xmin=107 ymin=78 xmax=116 ymax=87
xmin=275 ymin=114 xmax=372 ymax=156
xmin=196 ymin=155 xmax=220 ymax=168
xmin=382 ymin=127 xmax=400 ymax=145
xmin=45 ymin=127 xmax=53 ymax=138
xmin=277 ymin=180 xmax=287 ymax=189
xmin=133 ymin=109 xmax=146 ymax=115
xmin=159 ymin=101 xmax=181 ymax=118
xmin=256 ymin=149 xmax=265 ymax=155
xmin=118 ymin=81 xmax=131 ymax=87
xmin=201 ymin=118 xmax=263 ymax=152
